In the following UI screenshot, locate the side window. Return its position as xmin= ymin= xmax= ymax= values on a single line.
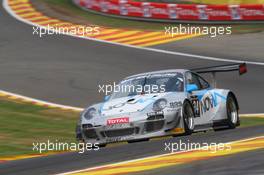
xmin=197 ymin=76 xmax=210 ymax=89
xmin=185 ymin=72 xmax=202 ymax=89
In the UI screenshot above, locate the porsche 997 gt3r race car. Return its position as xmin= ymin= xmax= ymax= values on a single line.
xmin=76 ymin=63 xmax=247 ymax=145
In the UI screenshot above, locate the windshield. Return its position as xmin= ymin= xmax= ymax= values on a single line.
xmin=110 ymin=73 xmax=184 ymax=100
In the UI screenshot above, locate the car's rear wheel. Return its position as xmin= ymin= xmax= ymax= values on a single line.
xmin=226 ymin=94 xmax=239 ymax=129
xmin=183 ymin=101 xmax=195 ymax=135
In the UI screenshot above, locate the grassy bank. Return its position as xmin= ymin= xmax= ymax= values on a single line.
xmin=0 ymin=97 xmax=264 ymax=158
xmin=240 ymin=117 xmax=264 ymax=127
xmin=39 ymin=0 xmax=170 ymax=30
xmin=37 ymin=0 xmax=264 ymax=33
xmin=0 ymin=97 xmax=79 ymax=157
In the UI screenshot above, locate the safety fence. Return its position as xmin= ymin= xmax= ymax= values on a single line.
xmin=73 ymin=0 xmax=264 ymax=21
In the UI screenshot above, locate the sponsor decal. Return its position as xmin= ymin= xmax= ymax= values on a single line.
xmin=120 ymin=1 xmax=128 ymax=15
xmin=78 ymin=0 xmax=264 ymax=21
xmin=207 ymin=9 xmax=230 ymax=17
xmin=169 ymin=101 xmax=182 ymax=108
xmin=230 ymin=5 xmax=241 ymax=20
xmin=167 ymin=108 xmax=178 ymax=112
xmin=192 ymin=95 xmax=214 ymax=116
xmin=105 ymin=123 xmax=131 ymax=129
xmin=151 ymin=8 xmax=168 ymax=15
xmin=197 ymin=5 xmax=208 ymax=20
xmin=147 ymin=111 xmax=163 ymax=116
xmin=85 ymin=0 xmax=93 ymax=9
xmin=142 ymin=3 xmax=151 ymax=17
xmin=192 ymin=90 xmax=226 ymax=116
xmin=127 ymin=5 xmax=142 ymax=14
xmin=102 ymin=96 xmax=156 ymax=111
xmin=177 ymin=8 xmax=198 ymax=17
xmin=107 ymin=117 xmax=129 ymax=125
xmin=168 ymin=4 xmax=178 ymax=19
xmin=100 ymin=1 xmax=108 ymax=12
xmin=106 ymin=136 xmax=132 ymax=142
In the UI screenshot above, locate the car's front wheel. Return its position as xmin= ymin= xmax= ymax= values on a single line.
xmin=183 ymin=101 xmax=195 ymax=135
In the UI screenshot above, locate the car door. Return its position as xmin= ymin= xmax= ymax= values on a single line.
xmin=185 ymin=72 xmax=214 ymax=126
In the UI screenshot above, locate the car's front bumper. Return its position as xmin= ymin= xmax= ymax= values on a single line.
xmin=77 ymin=111 xmax=183 ymax=144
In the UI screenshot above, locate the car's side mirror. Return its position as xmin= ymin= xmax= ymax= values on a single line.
xmin=104 ymin=95 xmax=110 ymax=102
xmin=186 ymin=84 xmax=198 ymax=93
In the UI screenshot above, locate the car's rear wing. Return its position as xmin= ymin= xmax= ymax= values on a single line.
xmin=191 ymin=63 xmax=247 ymax=87
xmin=192 ymin=63 xmax=247 ymax=75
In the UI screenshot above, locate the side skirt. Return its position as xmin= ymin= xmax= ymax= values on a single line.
xmin=194 ymin=119 xmax=229 ymax=132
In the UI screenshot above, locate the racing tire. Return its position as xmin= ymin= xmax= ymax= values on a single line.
xmin=182 ymin=101 xmax=195 ymax=135
xmin=83 ymin=141 xmax=107 ymax=148
xmin=127 ymin=138 xmax=149 ymax=143
xmin=98 ymin=143 xmax=107 ymax=148
xmin=226 ymin=94 xmax=239 ymax=129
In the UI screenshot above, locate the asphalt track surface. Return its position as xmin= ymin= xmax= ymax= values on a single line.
xmin=0 ymin=126 xmax=263 ymax=175
xmin=135 ymin=148 xmax=264 ymax=175
xmin=1 ymin=2 xmax=264 ymax=113
xmin=0 ymin=0 xmax=264 ymax=174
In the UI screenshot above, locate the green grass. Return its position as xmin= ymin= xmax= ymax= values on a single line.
xmin=240 ymin=117 xmax=264 ymax=127
xmin=41 ymin=0 xmax=170 ymax=30
xmin=39 ymin=0 xmax=264 ymax=33
xmin=0 ymin=98 xmax=79 ymax=157
xmin=0 ymin=97 xmax=263 ymax=158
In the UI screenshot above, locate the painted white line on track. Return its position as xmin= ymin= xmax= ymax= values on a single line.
xmin=0 ymin=89 xmax=83 ymax=111
xmin=57 ymin=136 xmax=264 ymax=175
xmin=240 ymin=113 xmax=264 ymax=116
xmin=3 ymin=0 xmax=264 ymax=66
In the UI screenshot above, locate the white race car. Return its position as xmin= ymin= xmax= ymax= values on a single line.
xmin=76 ymin=63 xmax=247 ymax=145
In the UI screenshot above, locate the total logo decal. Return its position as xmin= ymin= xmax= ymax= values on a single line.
xmin=107 ymin=117 xmax=129 ymax=125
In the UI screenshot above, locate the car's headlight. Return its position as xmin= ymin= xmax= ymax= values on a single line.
xmin=153 ymin=98 xmax=167 ymax=111
xmin=83 ymin=108 xmax=96 ymax=120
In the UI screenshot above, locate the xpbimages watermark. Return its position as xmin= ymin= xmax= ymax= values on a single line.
xmin=165 ymin=24 xmax=232 ymax=38
xmin=32 ymin=140 xmax=100 ymax=154
xmin=164 ymin=140 xmax=232 ymax=153
xmin=32 ymin=24 xmax=100 ymax=37
xmin=98 ymin=82 xmax=166 ymax=95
